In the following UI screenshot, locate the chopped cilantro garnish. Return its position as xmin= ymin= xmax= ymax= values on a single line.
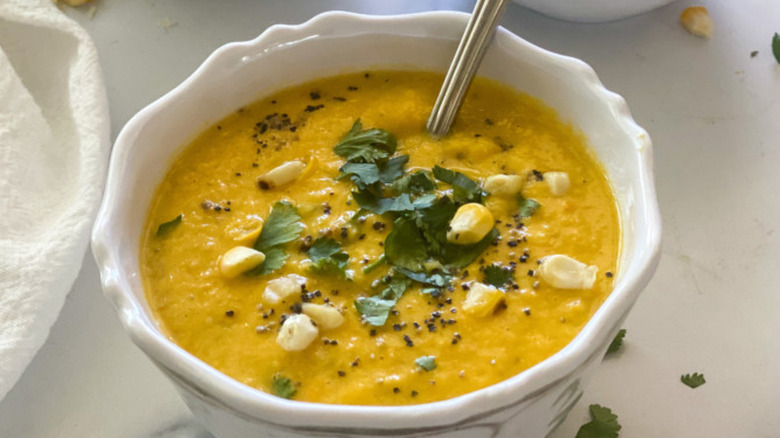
xmin=517 ymin=193 xmax=541 ymax=218
xmin=415 ymin=356 xmax=437 ymax=371
xmin=483 ymin=264 xmax=515 ymax=288
xmin=606 ymin=329 xmax=626 ymax=354
xmin=773 ymin=33 xmax=780 ymax=64
xmin=395 ymin=267 xmax=452 ymax=288
xmin=338 ymin=155 xmax=409 ymax=190
xmin=333 ymin=123 xmax=503 ymax=302
xmin=432 ymin=165 xmax=486 ymax=203
xmin=155 ymin=214 xmax=182 ymax=237
xmin=384 ymin=218 xmax=428 ymax=271
xmin=253 ymin=201 xmax=303 ymax=250
xmin=307 ymin=237 xmax=351 ymax=280
xmin=575 ymin=404 xmax=621 ymax=438
xmin=354 ymin=275 xmax=410 ymax=326
xmin=252 ymin=247 xmax=288 ymax=276
xmin=338 ymin=162 xmax=380 ymax=188
xmin=354 ymin=296 xmax=397 ymax=326
xmin=681 ymin=372 xmax=706 ymax=388
xmin=271 ymin=374 xmax=297 ymax=399
xmin=352 ymin=191 xmax=415 ymax=215
xmin=390 ymin=170 xmax=436 ymax=195
xmin=249 ymin=201 xmax=303 ymax=275
xmin=333 ymin=119 xmax=397 ymax=163
xmin=378 ymin=155 xmax=410 ymax=183
xmin=411 ymin=195 xmax=458 ymax=255
xmin=440 ymin=228 xmax=499 ymax=269
xmin=362 ymin=253 xmax=386 ymax=274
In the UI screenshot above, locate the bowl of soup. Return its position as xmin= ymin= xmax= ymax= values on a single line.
xmin=92 ymin=10 xmax=661 ymax=438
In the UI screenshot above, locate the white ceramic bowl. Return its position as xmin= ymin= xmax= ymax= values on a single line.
xmin=92 ymin=11 xmax=661 ymax=438
xmin=512 ymin=0 xmax=678 ymax=23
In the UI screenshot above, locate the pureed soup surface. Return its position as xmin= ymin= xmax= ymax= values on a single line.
xmin=141 ymin=71 xmax=619 ymax=406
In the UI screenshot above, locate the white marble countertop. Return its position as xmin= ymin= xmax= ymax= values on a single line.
xmin=2 ymin=0 xmax=779 ymax=436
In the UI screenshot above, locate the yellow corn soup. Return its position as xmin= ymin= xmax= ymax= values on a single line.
xmin=141 ymin=71 xmax=619 ymax=406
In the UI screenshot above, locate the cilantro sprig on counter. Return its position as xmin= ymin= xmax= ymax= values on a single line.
xmin=606 ymin=329 xmax=627 ymax=354
xmin=575 ymin=404 xmax=622 ymax=438
xmin=249 ymin=201 xmax=303 ymax=275
xmin=681 ymin=372 xmax=706 ymax=388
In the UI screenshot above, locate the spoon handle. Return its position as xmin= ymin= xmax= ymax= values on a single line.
xmin=427 ymin=0 xmax=510 ymax=138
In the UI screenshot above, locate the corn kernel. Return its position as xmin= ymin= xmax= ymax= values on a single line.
xmin=538 ymin=254 xmax=598 ymax=289
xmin=276 ymin=314 xmax=319 ymax=351
xmin=258 ymin=160 xmax=305 ymax=189
xmin=446 ymin=203 xmax=494 ymax=245
xmin=680 ymin=6 xmax=713 ymax=39
xmin=484 ymin=174 xmax=524 ymax=196
xmin=218 ymin=247 xmax=266 ymax=278
xmin=544 ymin=172 xmax=570 ymax=196
xmin=264 ymin=274 xmax=308 ymax=304
xmin=302 ymin=303 xmax=345 ymax=330
xmin=462 ymin=282 xmax=504 ymax=317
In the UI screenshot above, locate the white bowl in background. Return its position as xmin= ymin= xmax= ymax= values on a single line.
xmin=513 ymin=0 xmax=678 ymax=23
xmin=92 ymin=11 xmax=661 ymax=438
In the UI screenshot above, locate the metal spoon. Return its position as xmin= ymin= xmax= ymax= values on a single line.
xmin=426 ymin=0 xmax=510 ymax=138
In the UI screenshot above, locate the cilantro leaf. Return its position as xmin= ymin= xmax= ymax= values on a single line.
xmin=378 ymin=155 xmax=409 ymax=183
xmin=415 ymin=356 xmax=437 ymax=371
xmin=411 ymin=195 xmax=457 ymax=256
xmin=517 ymin=193 xmax=541 ymax=218
xmin=252 ymin=247 xmax=289 ymax=276
xmin=338 ymin=162 xmax=380 ymax=188
xmin=390 ymin=170 xmax=436 ymax=195
xmin=354 ymin=296 xmax=397 ymax=326
xmin=352 ymin=191 xmax=415 ymax=215
xmin=354 ymin=276 xmax=410 ymax=326
xmin=411 ymin=193 xmax=437 ymax=209
xmin=307 ymin=238 xmax=351 ymax=280
xmin=395 ymin=267 xmax=452 ymax=288
xmin=440 ymin=227 xmax=499 ymax=269
xmin=575 ymin=404 xmax=621 ymax=438
xmin=773 ymin=32 xmax=780 ymax=64
xmin=271 ymin=374 xmax=297 ymax=399
xmin=384 ymin=218 xmax=428 ymax=272
xmin=606 ymin=329 xmax=626 ymax=354
xmin=334 ymin=119 xmax=397 ymax=163
xmin=483 ymin=264 xmax=515 ymax=288
xmin=249 ymin=202 xmax=303 ymax=275
xmin=253 ymin=201 xmax=303 ymax=250
xmin=681 ymin=372 xmax=706 ymax=388
xmin=156 ymin=214 xmax=182 ymax=237
xmin=433 ymin=165 xmax=485 ymax=203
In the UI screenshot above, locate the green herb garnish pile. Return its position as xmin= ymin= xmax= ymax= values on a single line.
xmin=575 ymin=404 xmax=622 ymax=438
xmin=333 ymin=119 xmax=516 ymax=326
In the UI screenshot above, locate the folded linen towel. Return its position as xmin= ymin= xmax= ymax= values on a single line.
xmin=0 ymin=0 xmax=109 ymax=401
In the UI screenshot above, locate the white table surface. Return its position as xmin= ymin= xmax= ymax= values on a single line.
xmin=2 ymin=0 xmax=778 ymax=436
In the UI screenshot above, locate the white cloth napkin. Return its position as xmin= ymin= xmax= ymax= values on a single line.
xmin=0 ymin=0 xmax=109 ymax=401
